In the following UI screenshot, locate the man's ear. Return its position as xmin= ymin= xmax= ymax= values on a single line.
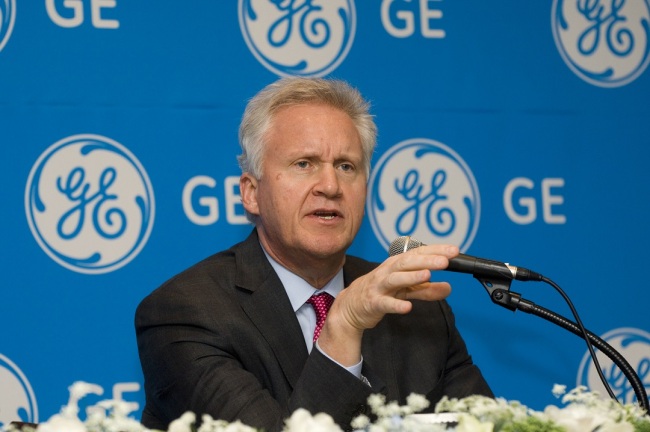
xmin=240 ymin=173 xmax=260 ymax=216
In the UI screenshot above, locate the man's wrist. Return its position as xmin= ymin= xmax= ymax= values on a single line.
xmin=314 ymin=340 xmax=363 ymax=378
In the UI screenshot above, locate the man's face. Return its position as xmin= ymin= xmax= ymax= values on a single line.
xmin=241 ymin=103 xmax=367 ymax=271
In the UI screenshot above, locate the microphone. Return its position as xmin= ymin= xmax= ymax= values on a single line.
xmin=388 ymin=236 xmax=543 ymax=282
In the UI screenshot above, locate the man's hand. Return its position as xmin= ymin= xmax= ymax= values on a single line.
xmin=317 ymin=244 xmax=459 ymax=366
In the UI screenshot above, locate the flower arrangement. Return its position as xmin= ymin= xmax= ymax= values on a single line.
xmin=431 ymin=385 xmax=650 ymax=432
xmin=6 ymin=382 xmax=650 ymax=432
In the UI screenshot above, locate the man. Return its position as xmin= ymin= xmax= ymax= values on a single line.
xmin=135 ymin=77 xmax=492 ymax=431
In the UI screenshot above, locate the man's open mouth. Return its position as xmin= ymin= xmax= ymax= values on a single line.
xmin=314 ymin=211 xmax=340 ymax=220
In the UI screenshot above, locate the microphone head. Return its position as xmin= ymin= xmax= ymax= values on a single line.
xmin=388 ymin=236 xmax=424 ymax=256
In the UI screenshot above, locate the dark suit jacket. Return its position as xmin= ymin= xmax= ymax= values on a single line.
xmin=135 ymin=230 xmax=492 ymax=431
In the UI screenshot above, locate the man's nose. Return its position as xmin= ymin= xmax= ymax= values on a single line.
xmin=313 ymin=165 xmax=342 ymax=197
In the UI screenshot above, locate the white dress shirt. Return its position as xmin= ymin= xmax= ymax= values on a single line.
xmin=262 ymin=247 xmax=363 ymax=379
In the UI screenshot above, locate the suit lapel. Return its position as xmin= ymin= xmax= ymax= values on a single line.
xmin=234 ymin=230 xmax=309 ymax=389
xmin=232 ymin=232 xmax=389 ymax=391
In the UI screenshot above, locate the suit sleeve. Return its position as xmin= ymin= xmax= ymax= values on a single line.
xmin=136 ymin=283 xmax=286 ymax=431
xmin=429 ymin=300 xmax=494 ymax=401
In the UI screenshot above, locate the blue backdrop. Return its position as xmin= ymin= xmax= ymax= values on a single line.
xmin=1 ymin=0 xmax=649 ymax=426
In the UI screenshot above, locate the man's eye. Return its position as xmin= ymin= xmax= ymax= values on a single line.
xmin=339 ymin=163 xmax=355 ymax=172
xmin=296 ymin=161 xmax=310 ymax=169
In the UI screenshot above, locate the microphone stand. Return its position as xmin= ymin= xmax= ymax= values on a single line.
xmin=471 ymin=275 xmax=650 ymax=412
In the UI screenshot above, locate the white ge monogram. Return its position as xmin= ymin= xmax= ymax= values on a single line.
xmin=0 ymin=354 xmax=38 ymax=428
xmin=25 ymin=134 xmax=155 ymax=274
xmin=552 ymin=0 xmax=650 ymax=87
xmin=238 ymin=0 xmax=356 ymax=77
xmin=367 ymin=138 xmax=480 ymax=253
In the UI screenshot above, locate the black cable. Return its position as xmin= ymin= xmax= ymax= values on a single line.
xmin=540 ymin=275 xmax=618 ymax=403
xmin=516 ymin=297 xmax=649 ymax=412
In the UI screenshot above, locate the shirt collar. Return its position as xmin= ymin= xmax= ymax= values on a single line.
xmin=261 ymin=246 xmax=343 ymax=312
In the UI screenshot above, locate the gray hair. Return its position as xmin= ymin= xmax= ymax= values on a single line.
xmin=237 ymin=77 xmax=377 ymax=178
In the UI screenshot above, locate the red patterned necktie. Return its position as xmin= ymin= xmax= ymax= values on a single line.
xmin=306 ymin=292 xmax=335 ymax=343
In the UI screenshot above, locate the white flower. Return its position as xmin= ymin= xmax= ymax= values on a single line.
xmin=173 ymin=414 xmax=257 ymax=432
xmin=544 ymin=402 xmax=640 ymax=432
xmin=197 ymin=414 xmax=250 ymax=432
xmin=552 ymin=384 xmax=567 ymax=398
xmin=282 ymin=408 xmax=342 ymax=432
xmin=60 ymin=382 xmax=104 ymax=419
xmin=167 ymin=412 xmax=196 ymax=432
xmin=350 ymin=414 xmax=370 ymax=430
xmin=376 ymin=401 xmax=401 ymax=418
xmin=232 ymin=421 xmax=260 ymax=432
xmin=404 ymin=393 xmax=430 ymax=414
xmin=68 ymin=382 xmax=104 ymax=402
xmin=367 ymin=394 xmax=387 ymax=412
xmin=36 ymin=415 xmax=87 ymax=432
xmin=455 ymin=413 xmax=494 ymax=432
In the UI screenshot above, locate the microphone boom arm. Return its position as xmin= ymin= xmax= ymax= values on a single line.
xmin=473 ymin=274 xmax=649 ymax=412
xmin=516 ymin=295 xmax=649 ymax=412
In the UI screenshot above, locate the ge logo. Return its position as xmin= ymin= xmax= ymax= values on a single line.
xmin=551 ymin=0 xmax=650 ymax=87
xmin=238 ymin=0 xmax=356 ymax=77
xmin=0 ymin=354 xmax=38 ymax=428
xmin=577 ymin=327 xmax=650 ymax=404
xmin=367 ymin=138 xmax=480 ymax=252
xmin=25 ymin=134 xmax=155 ymax=274
xmin=0 ymin=0 xmax=16 ymax=53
